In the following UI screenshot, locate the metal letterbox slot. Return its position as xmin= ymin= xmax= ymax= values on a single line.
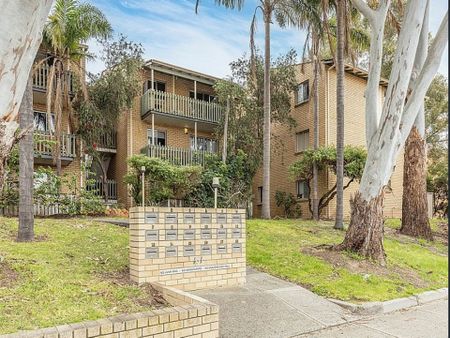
xmin=184 ymin=213 xmax=195 ymax=224
xmin=217 ymin=228 xmax=227 ymax=239
xmin=201 ymin=245 xmax=211 ymax=255
xmin=217 ymin=214 xmax=227 ymax=224
xmin=145 ymin=213 xmax=158 ymax=224
xmin=166 ymin=229 xmax=178 ymax=240
xmin=217 ymin=245 xmax=227 ymax=254
xmin=200 ymin=213 xmax=211 ymax=224
xmin=145 ymin=230 xmax=159 ymax=241
xmin=184 ymin=229 xmax=195 ymax=240
xmin=232 ymin=214 xmax=241 ymax=224
xmin=183 ymin=245 xmax=195 ymax=256
xmin=145 ymin=247 xmax=158 ymax=258
xmin=232 ymin=243 xmax=242 ymax=253
xmin=166 ymin=246 xmax=177 ymax=257
xmin=232 ymin=228 xmax=242 ymax=238
xmin=201 ymin=228 xmax=211 ymax=239
xmin=165 ymin=213 xmax=177 ymax=224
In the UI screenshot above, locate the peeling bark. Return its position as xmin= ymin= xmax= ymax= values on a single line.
xmin=335 ymin=191 xmax=386 ymax=265
xmin=400 ymin=127 xmax=433 ymax=240
xmin=0 ymin=1 xmax=54 ymax=192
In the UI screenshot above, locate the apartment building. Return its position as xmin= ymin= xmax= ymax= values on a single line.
xmin=31 ymin=47 xmax=118 ymax=201
xmin=113 ymin=59 xmax=224 ymax=207
xmin=252 ymin=60 xmax=404 ymax=219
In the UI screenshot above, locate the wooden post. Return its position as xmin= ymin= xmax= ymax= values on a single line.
xmin=151 ymin=113 xmax=155 ymax=157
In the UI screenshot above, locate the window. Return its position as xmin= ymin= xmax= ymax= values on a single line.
xmin=257 ymin=186 xmax=263 ymax=205
xmin=34 ymin=111 xmax=55 ymax=133
xmin=297 ymin=180 xmax=310 ymax=199
xmin=295 ymin=130 xmax=310 ymax=152
xmin=190 ymin=136 xmax=217 ymax=152
xmin=147 ymin=129 xmax=166 ymax=146
xmin=189 ymin=91 xmax=216 ymax=102
xmin=296 ymin=81 xmax=309 ymax=105
xmin=144 ymin=80 xmax=166 ymax=93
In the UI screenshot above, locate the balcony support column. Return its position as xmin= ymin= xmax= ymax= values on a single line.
xmin=194 ymin=121 xmax=198 ymax=150
xmin=151 ymin=113 xmax=155 ymax=157
xmin=151 ymin=69 xmax=154 ymax=89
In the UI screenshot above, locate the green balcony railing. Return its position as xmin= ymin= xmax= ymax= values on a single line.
xmin=141 ymin=89 xmax=223 ymax=124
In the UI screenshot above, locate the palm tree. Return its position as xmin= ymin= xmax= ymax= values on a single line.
xmin=41 ymin=0 xmax=112 ymax=175
xmin=196 ymin=0 xmax=299 ymax=219
xmin=18 ymin=0 xmax=111 ymax=239
xmin=334 ymin=0 xmax=346 ymax=230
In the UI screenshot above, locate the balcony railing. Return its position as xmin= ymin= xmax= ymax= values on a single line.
xmin=34 ymin=132 xmax=76 ymax=158
xmin=141 ymin=89 xmax=223 ymax=124
xmin=32 ymin=62 xmax=74 ymax=92
xmin=95 ymin=131 xmax=117 ymax=150
xmin=141 ymin=144 xmax=216 ymax=166
xmin=86 ymin=179 xmax=117 ymax=201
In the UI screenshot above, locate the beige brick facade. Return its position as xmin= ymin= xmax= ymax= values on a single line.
xmin=252 ymin=62 xmax=403 ymax=220
xmin=129 ymin=207 xmax=246 ymax=291
xmin=113 ymin=67 xmax=219 ymax=208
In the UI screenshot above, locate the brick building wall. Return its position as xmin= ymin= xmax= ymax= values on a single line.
xmin=252 ymin=62 xmax=404 ymax=220
xmin=113 ymin=69 xmax=218 ymax=208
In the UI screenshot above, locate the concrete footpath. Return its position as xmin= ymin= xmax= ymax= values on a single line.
xmin=194 ymin=267 xmax=448 ymax=338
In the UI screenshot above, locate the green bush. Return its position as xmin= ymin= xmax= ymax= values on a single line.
xmin=124 ymin=155 xmax=201 ymax=206
xmin=185 ymin=150 xmax=253 ymax=209
xmin=275 ymin=191 xmax=301 ymax=218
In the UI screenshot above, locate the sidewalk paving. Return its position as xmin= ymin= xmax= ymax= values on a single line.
xmin=193 ymin=267 xmax=448 ymax=338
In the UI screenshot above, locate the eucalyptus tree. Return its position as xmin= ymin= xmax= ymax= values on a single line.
xmin=0 ymin=1 xmax=53 ymax=200
xmin=335 ymin=0 xmax=447 ymax=264
xmin=196 ymin=0 xmax=302 ymax=219
xmin=400 ymin=0 xmax=433 ymax=240
xmin=74 ymin=35 xmax=144 ymax=202
xmin=41 ymin=0 xmax=112 ymax=175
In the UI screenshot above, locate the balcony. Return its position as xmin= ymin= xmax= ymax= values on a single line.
xmin=141 ymin=144 xmax=217 ymax=166
xmin=86 ymin=179 xmax=117 ymax=201
xmin=141 ymin=90 xmax=223 ymax=126
xmin=95 ymin=131 xmax=117 ymax=153
xmin=32 ymin=62 xmax=74 ymax=93
xmin=34 ymin=132 xmax=76 ymax=164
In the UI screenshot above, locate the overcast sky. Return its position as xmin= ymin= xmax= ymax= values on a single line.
xmin=86 ymin=0 xmax=448 ymax=79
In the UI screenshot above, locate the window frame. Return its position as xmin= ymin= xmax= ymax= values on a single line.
xmin=295 ymin=129 xmax=310 ymax=153
xmin=144 ymin=80 xmax=166 ymax=93
xmin=295 ymin=80 xmax=309 ymax=106
xmin=34 ymin=111 xmax=55 ymax=134
xmin=147 ymin=128 xmax=167 ymax=146
xmin=257 ymin=186 xmax=263 ymax=206
xmin=190 ymin=135 xmax=218 ymax=152
xmin=296 ymin=180 xmax=310 ymax=200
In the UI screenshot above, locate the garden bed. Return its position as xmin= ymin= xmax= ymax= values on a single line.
xmin=247 ymin=219 xmax=448 ymax=303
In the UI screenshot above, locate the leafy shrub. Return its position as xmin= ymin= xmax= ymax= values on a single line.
xmin=185 ymin=150 xmax=253 ymax=209
xmin=275 ymin=191 xmax=301 ymax=218
xmin=124 ymin=155 xmax=201 ymax=205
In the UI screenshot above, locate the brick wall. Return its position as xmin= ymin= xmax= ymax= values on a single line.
xmin=252 ymin=62 xmax=404 ymax=219
xmin=113 ymin=70 xmax=218 ymax=208
xmin=2 ymin=283 xmax=219 ymax=338
xmin=129 ymin=207 xmax=246 ymax=291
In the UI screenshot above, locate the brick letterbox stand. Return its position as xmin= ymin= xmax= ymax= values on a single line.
xmin=129 ymin=207 xmax=246 ymax=291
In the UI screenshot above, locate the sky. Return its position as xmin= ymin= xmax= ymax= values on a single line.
xmin=85 ymin=0 xmax=448 ymax=79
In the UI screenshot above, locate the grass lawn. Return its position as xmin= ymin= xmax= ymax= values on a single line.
xmin=0 ymin=218 xmax=167 ymax=334
xmin=247 ymin=218 xmax=448 ymax=303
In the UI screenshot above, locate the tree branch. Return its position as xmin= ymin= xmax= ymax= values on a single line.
xmin=400 ymin=11 xmax=448 ymax=145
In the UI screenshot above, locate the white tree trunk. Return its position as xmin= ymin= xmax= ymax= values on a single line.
xmin=339 ymin=0 xmax=447 ymax=262
xmin=0 ymin=0 xmax=53 ymax=188
xmin=359 ymin=0 xmax=429 ymax=201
